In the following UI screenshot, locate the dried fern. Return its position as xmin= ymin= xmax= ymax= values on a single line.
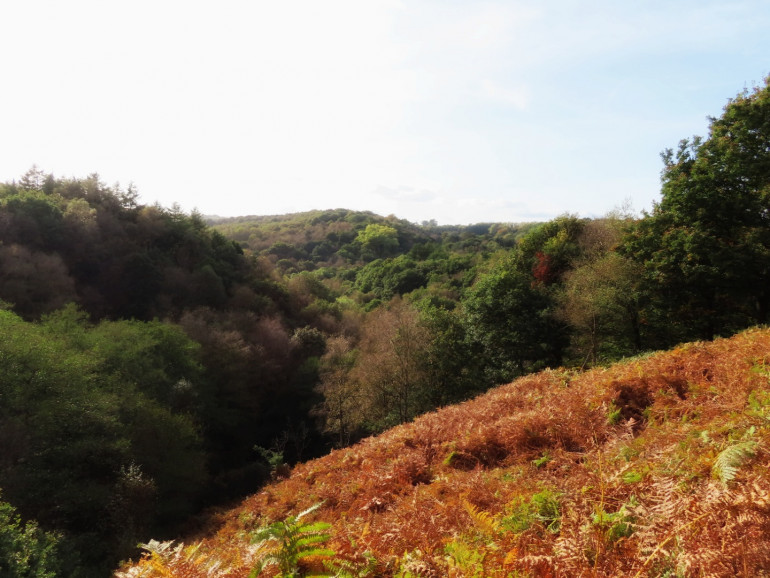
xmin=121 ymin=540 xmax=229 ymax=577
xmin=461 ymin=499 xmax=500 ymax=536
xmin=712 ymin=440 xmax=758 ymax=484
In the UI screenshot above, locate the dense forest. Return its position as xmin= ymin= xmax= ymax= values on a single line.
xmin=1 ymin=78 xmax=768 ymax=576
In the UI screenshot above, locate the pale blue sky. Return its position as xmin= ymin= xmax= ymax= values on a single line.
xmin=1 ymin=1 xmax=768 ymax=224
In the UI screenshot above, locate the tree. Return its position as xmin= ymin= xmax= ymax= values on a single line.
xmin=464 ymin=261 xmax=566 ymax=383
xmin=0 ymin=245 xmax=77 ymax=319
xmin=516 ymin=215 xmax=584 ymax=285
xmin=18 ymin=165 xmax=47 ymax=191
xmin=0 ymin=309 xmax=128 ymax=572
xmin=315 ymin=336 xmax=366 ymax=447
xmin=0 ymin=495 xmax=61 ymax=578
xmin=347 ymin=299 xmax=431 ymax=429
xmin=1 ymin=309 xmax=209 ymax=574
xmin=0 ymin=190 xmax=65 ymax=251
xmin=356 ymin=223 xmax=399 ymax=260
xmin=417 ymin=304 xmax=488 ymax=406
xmin=556 ymin=252 xmax=642 ymax=367
xmin=554 ymin=214 xmax=642 ymax=366
xmin=622 ymin=77 xmax=770 ymax=343
xmin=354 ymin=256 xmax=428 ymax=299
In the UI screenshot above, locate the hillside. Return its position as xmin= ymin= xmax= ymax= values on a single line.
xmin=207 ymin=208 xmax=536 ymax=276
xmin=3 ymin=78 xmax=768 ymax=576
xmin=118 ymin=327 xmax=770 ymax=577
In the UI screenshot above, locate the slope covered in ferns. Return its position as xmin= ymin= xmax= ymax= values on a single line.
xmin=119 ymin=326 xmax=770 ymax=577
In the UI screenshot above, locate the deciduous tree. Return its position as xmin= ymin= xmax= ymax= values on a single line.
xmin=622 ymin=77 xmax=770 ymax=343
xmin=464 ymin=261 xmax=565 ymax=383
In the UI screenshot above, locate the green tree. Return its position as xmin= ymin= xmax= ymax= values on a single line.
xmin=0 ymin=189 xmax=65 ymax=251
xmin=1 ymin=309 xmax=209 ymax=574
xmin=0 ymin=309 xmax=127 ymax=572
xmin=18 ymin=165 xmax=48 ymax=191
xmin=88 ymin=318 xmax=203 ymax=410
xmin=356 ymin=224 xmax=399 ymax=260
xmin=517 ymin=215 xmax=584 ymax=285
xmin=0 ymin=245 xmax=77 ymax=319
xmin=464 ymin=260 xmax=565 ymax=383
xmin=622 ymin=78 xmax=770 ymax=343
xmin=0 ymin=495 xmax=61 ymax=578
xmin=354 ymin=256 xmax=427 ymax=299
xmin=417 ymin=304 xmax=488 ymax=406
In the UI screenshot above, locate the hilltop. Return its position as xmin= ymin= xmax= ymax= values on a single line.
xmin=119 ymin=327 xmax=770 ymax=577
xmin=207 ymin=208 xmax=536 ymax=273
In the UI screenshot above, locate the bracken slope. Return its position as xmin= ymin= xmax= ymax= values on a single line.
xmin=117 ymin=327 xmax=770 ymax=577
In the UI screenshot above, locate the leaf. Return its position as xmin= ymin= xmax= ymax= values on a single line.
xmin=296 ymin=547 xmax=337 ymax=560
xmin=462 ymin=499 xmax=500 ymax=536
xmin=298 ymin=521 xmax=333 ymax=534
xmin=503 ymin=548 xmax=518 ymax=565
xmin=712 ymin=440 xmax=758 ymax=484
xmin=297 ymin=500 xmax=326 ymax=520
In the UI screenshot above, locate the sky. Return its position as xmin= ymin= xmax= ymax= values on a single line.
xmin=1 ymin=1 xmax=769 ymax=225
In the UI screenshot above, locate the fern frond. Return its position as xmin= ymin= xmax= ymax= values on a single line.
xmin=297 ymin=500 xmax=325 ymax=520
xmin=712 ymin=440 xmax=758 ymax=484
xmin=298 ymin=521 xmax=333 ymax=534
xmin=324 ymin=551 xmax=378 ymax=578
xmin=462 ymin=499 xmax=500 ymax=536
xmin=140 ymin=539 xmax=182 ymax=556
xmin=296 ymin=547 xmax=336 ymax=560
xmin=296 ymin=534 xmax=334 ymax=548
xmin=249 ymin=502 xmax=335 ymax=576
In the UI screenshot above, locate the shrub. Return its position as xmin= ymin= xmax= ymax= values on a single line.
xmin=0 ymin=496 xmax=61 ymax=578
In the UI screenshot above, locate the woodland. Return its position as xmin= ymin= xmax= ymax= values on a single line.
xmin=0 ymin=78 xmax=769 ymax=576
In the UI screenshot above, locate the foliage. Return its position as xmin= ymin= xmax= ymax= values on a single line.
xmin=444 ymin=539 xmax=486 ymax=577
xmin=501 ymin=489 xmax=562 ymax=534
xmin=347 ymin=298 xmax=432 ymax=429
xmin=355 ymin=224 xmax=399 ymax=261
xmin=516 ymin=214 xmax=584 ymax=285
xmin=464 ymin=260 xmax=565 ymax=382
xmin=0 ymin=495 xmax=61 ymax=578
xmin=249 ymin=502 xmax=335 ymax=577
xmin=119 ymin=327 xmax=770 ymax=577
xmin=556 ymin=251 xmax=642 ymax=366
xmin=712 ymin=439 xmax=758 ymax=485
xmin=0 ymin=308 xmax=207 ymax=574
xmin=323 ymin=551 xmax=377 ymax=578
xmin=590 ymin=495 xmax=637 ymax=543
xmin=621 ymin=77 xmax=770 ymax=345
xmin=255 ymin=445 xmax=287 ymax=472
xmin=415 ymin=303 xmax=488 ymax=407
xmin=354 ymin=256 xmax=428 ymax=299
xmin=314 ymin=336 xmax=365 ymax=447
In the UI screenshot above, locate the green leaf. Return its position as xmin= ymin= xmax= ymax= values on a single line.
xmin=712 ymin=440 xmax=758 ymax=484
